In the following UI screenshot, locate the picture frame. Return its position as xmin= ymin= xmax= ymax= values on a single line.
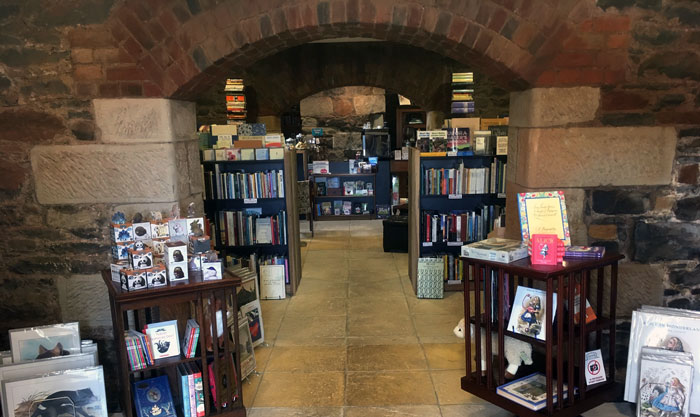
xmin=9 ymin=322 xmax=81 ymax=363
xmin=0 ymin=352 xmax=97 ymax=414
xmin=237 ymin=275 xmax=265 ymax=348
xmin=1 ymin=365 xmax=107 ymax=417
xmin=517 ymin=191 xmax=572 ymax=246
xmin=232 ymin=313 xmax=256 ymax=381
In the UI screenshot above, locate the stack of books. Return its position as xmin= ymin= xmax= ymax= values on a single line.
xmin=451 ymin=72 xmax=475 ymax=115
xmin=180 ymin=319 xmax=200 ymax=359
xmin=125 ymin=330 xmax=154 ymax=370
xmin=224 ymin=78 xmax=246 ymax=125
xmin=177 ymin=362 xmax=205 ymax=417
xmin=564 ymin=246 xmax=606 ymax=259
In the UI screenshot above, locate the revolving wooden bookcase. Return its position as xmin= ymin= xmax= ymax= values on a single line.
xmin=102 ymin=270 xmax=247 ymax=417
xmin=460 ymin=253 xmax=624 ymax=417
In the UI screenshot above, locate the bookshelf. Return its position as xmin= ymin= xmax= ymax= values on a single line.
xmin=459 ymin=254 xmax=624 ymax=417
xmin=408 ymin=147 xmax=507 ymax=294
xmin=310 ymin=173 xmax=377 ymax=221
xmin=202 ymin=150 xmax=302 ymax=295
xmin=101 ymin=270 xmax=247 ymax=417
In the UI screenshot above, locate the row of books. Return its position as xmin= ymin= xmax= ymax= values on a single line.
xmin=125 ymin=319 xmax=202 ymax=371
xmin=421 ymin=206 xmax=505 ymax=244
xmin=125 ymin=330 xmax=154 ymax=371
xmin=440 ymin=253 xmax=467 ymax=283
xmin=217 ymin=210 xmax=287 ymax=247
xmin=176 ymin=362 xmax=205 ymax=417
xmin=315 ymin=180 xmax=374 ymax=197
xmin=213 ymin=170 xmax=285 ymax=200
xmin=260 ymin=255 xmax=290 ymax=285
xmin=423 ymin=165 xmax=495 ymax=195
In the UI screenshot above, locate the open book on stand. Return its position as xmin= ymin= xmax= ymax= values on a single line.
xmin=497 ymin=372 xmax=570 ymax=411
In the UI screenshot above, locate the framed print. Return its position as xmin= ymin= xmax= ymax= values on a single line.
xmin=0 ymin=353 xmax=97 ymax=414
xmin=240 ymin=302 xmax=264 ymax=348
xmin=231 ymin=313 xmax=256 ymax=381
xmin=9 ymin=323 xmax=81 ymax=363
xmin=1 ymin=365 xmax=107 ymax=417
xmin=517 ymin=191 xmax=572 ymax=246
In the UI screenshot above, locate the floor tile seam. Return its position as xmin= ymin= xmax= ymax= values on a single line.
xmin=407 ymin=299 xmax=444 ymax=407
xmin=259 ymin=369 xmax=347 ymax=374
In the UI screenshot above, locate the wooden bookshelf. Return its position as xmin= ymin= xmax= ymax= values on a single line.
xmin=202 ymin=150 xmax=302 ymax=295
xmin=408 ymin=147 xmax=507 ymax=294
xmin=310 ymin=172 xmax=377 ymax=221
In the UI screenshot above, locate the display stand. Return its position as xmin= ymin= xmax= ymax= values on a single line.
xmin=202 ymin=149 xmax=302 ymax=295
xmin=408 ymin=147 xmax=507 ymax=294
xmin=310 ymin=173 xmax=377 ymax=221
xmin=459 ymin=253 xmax=624 ymax=417
xmin=102 ymin=270 xmax=247 ymax=417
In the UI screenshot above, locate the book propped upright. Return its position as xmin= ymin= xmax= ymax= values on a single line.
xmin=497 ymin=372 xmax=570 ymax=411
xmin=506 ymin=286 xmax=557 ymax=341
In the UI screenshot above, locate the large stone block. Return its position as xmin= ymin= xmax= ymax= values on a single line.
xmin=596 ymin=263 xmax=665 ymax=318
xmin=634 ymin=221 xmax=700 ymax=262
xmin=353 ymin=94 xmax=385 ymax=115
xmin=514 ymin=127 xmax=676 ymax=188
xmin=94 ymin=98 xmax=196 ymax=143
xmin=300 ymin=96 xmax=333 ymax=117
xmin=509 ymin=87 xmax=600 ymax=127
xmin=504 ymin=183 xmax=587 ymax=246
xmin=57 ymin=274 xmax=112 ymax=328
xmin=32 ymin=144 xmax=181 ymax=204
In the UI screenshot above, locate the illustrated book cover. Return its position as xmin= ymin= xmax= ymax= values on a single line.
xmin=145 ymin=320 xmax=180 ymax=360
xmin=133 ymin=375 xmax=176 ymax=417
xmin=624 ymin=308 xmax=700 ymax=414
xmin=637 ymin=347 xmax=694 ymax=417
xmin=506 ymin=286 xmax=557 ymax=341
xmin=517 ymin=191 xmax=572 ymax=246
xmin=496 ymin=372 xmax=569 ymax=411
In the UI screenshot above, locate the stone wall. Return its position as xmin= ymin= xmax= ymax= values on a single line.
xmin=300 ymin=86 xmax=386 ymax=161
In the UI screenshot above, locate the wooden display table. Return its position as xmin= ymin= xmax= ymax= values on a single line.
xmin=102 ymin=270 xmax=246 ymax=417
xmin=460 ymin=253 xmax=624 ymax=417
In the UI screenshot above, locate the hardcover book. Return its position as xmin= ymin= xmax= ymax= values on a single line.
xmin=460 ymin=238 xmax=528 ymax=263
xmin=133 ymin=375 xmax=176 ymax=417
xmin=496 ymin=372 xmax=569 ymax=411
xmin=564 ymin=246 xmax=606 ymax=259
xmin=506 ymin=286 xmax=557 ymax=341
xmin=145 ymin=320 xmax=180 ymax=360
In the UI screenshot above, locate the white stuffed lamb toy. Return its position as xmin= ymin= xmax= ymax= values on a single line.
xmin=453 ymin=318 xmax=533 ymax=378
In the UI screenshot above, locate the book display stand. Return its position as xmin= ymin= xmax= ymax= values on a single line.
xmin=202 ymin=150 xmax=302 ymax=295
xmin=102 ymin=270 xmax=247 ymax=417
xmin=459 ymin=253 xmax=624 ymax=417
xmin=408 ymin=147 xmax=507 ymax=294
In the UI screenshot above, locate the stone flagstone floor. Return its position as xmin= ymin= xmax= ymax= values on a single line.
xmin=242 ymin=220 xmax=635 ymax=417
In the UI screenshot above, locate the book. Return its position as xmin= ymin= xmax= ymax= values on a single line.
xmin=177 ymin=364 xmax=190 ymax=417
xmin=133 ymin=375 xmax=176 ymax=417
xmin=496 ymin=372 xmax=569 ymax=411
xmin=460 ymin=238 xmax=528 ymax=263
xmin=254 ymin=217 xmax=272 ymax=244
xmin=624 ymin=307 xmax=700 ymax=413
xmin=637 ymin=347 xmax=694 ymax=417
xmin=145 ymin=320 xmax=180 ymax=360
xmin=260 ymin=264 xmax=286 ymax=300
xmin=181 ymin=319 xmax=200 ymax=359
xmin=564 ymin=246 xmax=606 ymax=259
xmin=506 ymin=286 xmax=557 ymax=341
xmin=187 ymin=362 xmax=205 ymax=417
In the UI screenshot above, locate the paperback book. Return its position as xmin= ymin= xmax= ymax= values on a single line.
xmin=460 ymin=238 xmax=528 ymax=264
xmin=496 ymin=372 xmax=569 ymax=411
xmin=506 ymin=286 xmax=557 ymax=341
xmin=637 ymin=347 xmax=694 ymax=417
xmin=564 ymin=246 xmax=606 ymax=259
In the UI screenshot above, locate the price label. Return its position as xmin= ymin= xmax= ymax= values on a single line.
xmin=447 ymin=151 xmax=457 ymax=157
xmin=447 ymin=241 xmax=463 ymax=246
xmin=448 ymin=194 xmax=463 ymax=199
xmin=422 ymin=242 xmax=433 ymax=247
xmin=244 ymin=198 xmax=257 ymax=204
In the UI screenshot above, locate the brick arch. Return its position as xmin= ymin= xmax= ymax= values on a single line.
xmin=72 ymin=0 xmax=626 ymax=99
xmin=239 ymin=42 xmax=460 ymax=116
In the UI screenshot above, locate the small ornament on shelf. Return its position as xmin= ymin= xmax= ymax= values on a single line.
xmin=171 ymin=204 xmax=180 ymax=219
xmin=133 ymin=212 xmax=144 ymax=223
xmin=112 ymin=211 xmax=126 ymax=225
xmin=150 ymin=210 xmax=163 ymax=222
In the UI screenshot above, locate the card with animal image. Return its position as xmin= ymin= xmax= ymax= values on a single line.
xmin=145 ymin=320 xmax=180 ymax=360
xmin=9 ymin=322 xmax=81 ymax=363
xmin=506 ymin=286 xmax=557 ymax=341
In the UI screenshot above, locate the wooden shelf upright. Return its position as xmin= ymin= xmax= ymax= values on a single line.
xmin=459 ymin=253 xmax=624 ymax=417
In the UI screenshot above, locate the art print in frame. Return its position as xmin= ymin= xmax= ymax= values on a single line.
xmin=9 ymin=323 xmax=81 ymax=363
xmin=1 ymin=366 xmax=107 ymax=417
xmin=517 ymin=191 xmax=572 ymax=246
xmin=231 ymin=314 xmax=256 ymax=381
xmin=240 ymin=302 xmax=264 ymax=348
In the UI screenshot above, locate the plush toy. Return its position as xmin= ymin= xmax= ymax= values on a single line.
xmin=453 ymin=318 xmax=533 ymax=378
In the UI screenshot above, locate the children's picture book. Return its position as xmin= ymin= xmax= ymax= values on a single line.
xmin=517 ymin=191 xmax=571 ymax=246
xmin=624 ymin=307 xmax=700 ymax=414
xmin=496 ymin=372 xmax=569 ymax=411
xmin=637 ymin=347 xmax=694 ymax=417
xmin=506 ymin=286 xmax=557 ymax=341
xmin=145 ymin=320 xmax=180 ymax=360
xmin=133 ymin=375 xmax=176 ymax=417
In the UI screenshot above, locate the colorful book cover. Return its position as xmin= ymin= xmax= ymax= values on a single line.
xmin=506 ymin=286 xmax=557 ymax=341
xmin=133 ymin=375 xmax=176 ymax=417
xmin=517 ymin=191 xmax=572 ymax=246
xmin=177 ymin=364 xmax=190 ymax=417
xmin=637 ymin=347 xmax=694 ymax=417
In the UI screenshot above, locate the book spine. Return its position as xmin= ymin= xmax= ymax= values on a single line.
xmin=179 ymin=365 xmax=191 ymax=417
xmin=188 ymin=367 xmax=196 ymax=417
xmin=194 ymin=367 xmax=205 ymax=417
